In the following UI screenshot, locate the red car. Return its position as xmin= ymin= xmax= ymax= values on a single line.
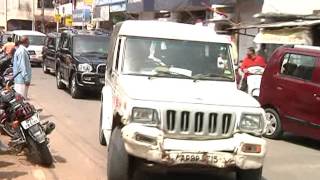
xmin=259 ymin=45 xmax=320 ymax=140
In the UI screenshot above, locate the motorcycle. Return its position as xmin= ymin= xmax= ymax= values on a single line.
xmin=246 ymin=66 xmax=265 ymax=99
xmin=0 ymin=72 xmax=55 ymax=166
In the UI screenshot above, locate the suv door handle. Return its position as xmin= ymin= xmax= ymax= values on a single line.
xmin=276 ymin=86 xmax=283 ymax=91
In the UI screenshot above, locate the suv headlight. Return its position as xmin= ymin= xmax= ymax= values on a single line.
xmin=239 ymin=114 xmax=264 ymax=133
xmin=132 ymin=108 xmax=159 ymax=124
xmin=78 ymin=63 xmax=92 ymax=72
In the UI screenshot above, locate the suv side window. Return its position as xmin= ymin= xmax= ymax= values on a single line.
xmin=62 ymin=36 xmax=70 ymax=49
xmin=112 ymin=38 xmax=123 ymax=73
xmin=280 ymin=53 xmax=316 ymax=81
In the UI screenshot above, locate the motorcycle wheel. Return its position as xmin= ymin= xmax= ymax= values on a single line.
xmin=27 ymin=136 xmax=53 ymax=166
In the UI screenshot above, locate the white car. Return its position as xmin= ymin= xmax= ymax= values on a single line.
xmin=12 ymin=30 xmax=46 ymax=66
xmin=99 ymin=20 xmax=267 ymax=180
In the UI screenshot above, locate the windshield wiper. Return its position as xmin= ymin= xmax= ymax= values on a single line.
xmin=149 ymin=67 xmax=192 ymax=79
xmin=192 ymin=73 xmax=233 ymax=82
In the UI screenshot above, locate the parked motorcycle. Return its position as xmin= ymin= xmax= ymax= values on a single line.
xmin=0 ymin=72 xmax=55 ymax=166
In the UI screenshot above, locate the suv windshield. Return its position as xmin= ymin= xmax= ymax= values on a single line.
xmin=122 ymin=37 xmax=234 ymax=81
xmin=28 ymin=35 xmax=45 ymax=46
xmin=73 ymin=36 xmax=109 ymax=56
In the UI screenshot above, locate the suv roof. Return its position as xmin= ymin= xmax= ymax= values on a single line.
xmin=62 ymin=29 xmax=110 ymax=37
xmin=12 ymin=30 xmax=46 ymax=36
xmin=117 ymin=20 xmax=231 ymax=44
xmin=47 ymin=32 xmax=60 ymax=37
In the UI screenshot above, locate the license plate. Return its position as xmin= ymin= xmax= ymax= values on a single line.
xmin=31 ymin=55 xmax=37 ymax=58
xmin=21 ymin=114 xmax=40 ymax=129
xmin=169 ymin=153 xmax=220 ymax=164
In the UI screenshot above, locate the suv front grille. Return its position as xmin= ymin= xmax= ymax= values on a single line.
xmin=164 ymin=110 xmax=235 ymax=139
xmin=96 ymin=64 xmax=106 ymax=74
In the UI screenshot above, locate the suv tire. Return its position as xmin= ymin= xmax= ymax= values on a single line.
xmin=70 ymin=73 xmax=82 ymax=99
xmin=56 ymin=67 xmax=65 ymax=89
xmin=42 ymin=60 xmax=49 ymax=74
xmin=107 ymin=127 xmax=135 ymax=180
xmin=264 ymin=108 xmax=283 ymax=139
xmin=99 ymin=104 xmax=106 ymax=146
xmin=237 ymin=167 xmax=262 ymax=180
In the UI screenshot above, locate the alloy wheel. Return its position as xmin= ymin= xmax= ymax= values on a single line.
xmin=265 ymin=112 xmax=278 ymax=136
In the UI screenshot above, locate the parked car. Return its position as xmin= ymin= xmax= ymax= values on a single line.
xmin=42 ymin=32 xmax=60 ymax=74
xmin=0 ymin=31 xmax=13 ymax=48
xmin=260 ymin=45 xmax=320 ymax=140
xmin=100 ymin=20 xmax=267 ymax=180
xmin=56 ymin=29 xmax=110 ymax=98
xmin=12 ymin=30 xmax=46 ymax=66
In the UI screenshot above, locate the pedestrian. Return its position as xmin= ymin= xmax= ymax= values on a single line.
xmin=257 ymin=43 xmax=268 ymax=62
xmin=1 ymin=37 xmax=15 ymax=58
xmin=13 ymin=36 xmax=32 ymax=99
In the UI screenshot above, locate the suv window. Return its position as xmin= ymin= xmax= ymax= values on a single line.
xmin=47 ymin=37 xmax=55 ymax=48
xmin=281 ymin=53 xmax=316 ymax=81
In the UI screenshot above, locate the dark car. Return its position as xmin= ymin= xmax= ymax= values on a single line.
xmin=259 ymin=45 xmax=320 ymax=140
xmin=56 ymin=30 xmax=110 ymax=98
xmin=42 ymin=32 xmax=60 ymax=74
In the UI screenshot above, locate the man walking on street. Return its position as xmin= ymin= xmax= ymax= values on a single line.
xmin=13 ymin=36 xmax=32 ymax=99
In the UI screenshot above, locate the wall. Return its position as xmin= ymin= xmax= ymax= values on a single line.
xmin=0 ymin=0 xmax=54 ymax=30
xmin=234 ymin=0 xmax=264 ymax=61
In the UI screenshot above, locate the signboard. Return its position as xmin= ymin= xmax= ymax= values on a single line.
xmin=55 ymin=14 xmax=61 ymax=22
xmin=93 ymin=5 xmax=110 ymax=21
xmin=65 ymin=15 xmax=73 ymax=27
xmin=84 ymin=0 xmax=93 ymax=5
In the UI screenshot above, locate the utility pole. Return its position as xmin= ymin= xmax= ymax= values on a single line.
xmin=41 ymin=0 xmax=45 ymax=33
xmin=32 ymin=0 xmax=35 ymax=30
xmin=5 ymin=0 xmax=7 ymax=31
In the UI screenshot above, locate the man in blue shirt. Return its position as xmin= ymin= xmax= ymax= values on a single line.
xmin=13 ymin=36 xmax=32 ymax=99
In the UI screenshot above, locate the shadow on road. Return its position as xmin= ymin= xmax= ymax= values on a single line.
xmin=0 ymin=171 xmax=28 ymax=179
xmin=134 ymin=171 xmax=268 ymax=180
xmin=0 ymin=161 xmax=15 ymax=168
xmin=282 ymin=133 xmax=320 ymax=150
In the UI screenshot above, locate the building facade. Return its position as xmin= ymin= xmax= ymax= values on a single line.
xmin=0 ymin=0 xmax=55 ymax=32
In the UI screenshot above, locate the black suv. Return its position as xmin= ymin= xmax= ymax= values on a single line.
xmin=56 ymin=30 xmax=109 ymax=98
xmin=42 ymin=32 xmax=60 ymax=74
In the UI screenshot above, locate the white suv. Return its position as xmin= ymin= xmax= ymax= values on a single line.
xmin=99 ymin=20 xmax=267 ymax=180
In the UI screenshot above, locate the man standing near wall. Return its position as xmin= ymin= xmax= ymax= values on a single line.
xmin=13 ymin=36 xmax=32 ymax=99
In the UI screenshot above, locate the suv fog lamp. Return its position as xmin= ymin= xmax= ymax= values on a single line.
xmin=239 ymin=114 xmax=263 ymax=132
xmin=241 ymin=143 xmax=261 ymax=153
xmin=135 ymin=133 xmax=157 ymax=145
xmin=78 ymin=63 xmax=93 ymax=72
xmin=132 ymin=108 xmax=159 ymax=124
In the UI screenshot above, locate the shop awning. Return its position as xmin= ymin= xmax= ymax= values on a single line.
xmin=254 ymin=27 xmax=312 ymax=45
xmin=231 ymin=19 xmax=320 ymax=30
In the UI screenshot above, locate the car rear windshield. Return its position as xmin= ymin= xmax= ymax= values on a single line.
xmin=73 ymin=36 xmax=109 ymax=56
xmin=28 ymin=35 xmax=46 ymax=46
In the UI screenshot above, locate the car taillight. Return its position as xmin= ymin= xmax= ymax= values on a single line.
xmin=15 ymin=94 xmax=23 ymax=101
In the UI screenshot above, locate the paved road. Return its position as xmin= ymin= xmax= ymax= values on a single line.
xmin=0 ymin=68 xmax=319 ymax=180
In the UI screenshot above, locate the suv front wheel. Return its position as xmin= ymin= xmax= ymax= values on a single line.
xmin=70 ymin=74 xmax=82 ymax=99
xmin=56 ymin=67 xmax=65 ymax=89
xmin=107 ymin=127 xmax=135 ymax=180
xmin=237 ymin=167 xmax=263 ymax=180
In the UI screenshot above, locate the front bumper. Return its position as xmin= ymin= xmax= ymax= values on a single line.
xmin=76 ymin=72 xmax=105 ymax=90
xmin=122 ymin=124 xmax=267 ymax=170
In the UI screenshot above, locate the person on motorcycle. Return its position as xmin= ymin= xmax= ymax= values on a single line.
xmin=238 ymin=47 xmax=266 ymax=91
xmin=1 ymin=37 xmax=15 ymax=58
